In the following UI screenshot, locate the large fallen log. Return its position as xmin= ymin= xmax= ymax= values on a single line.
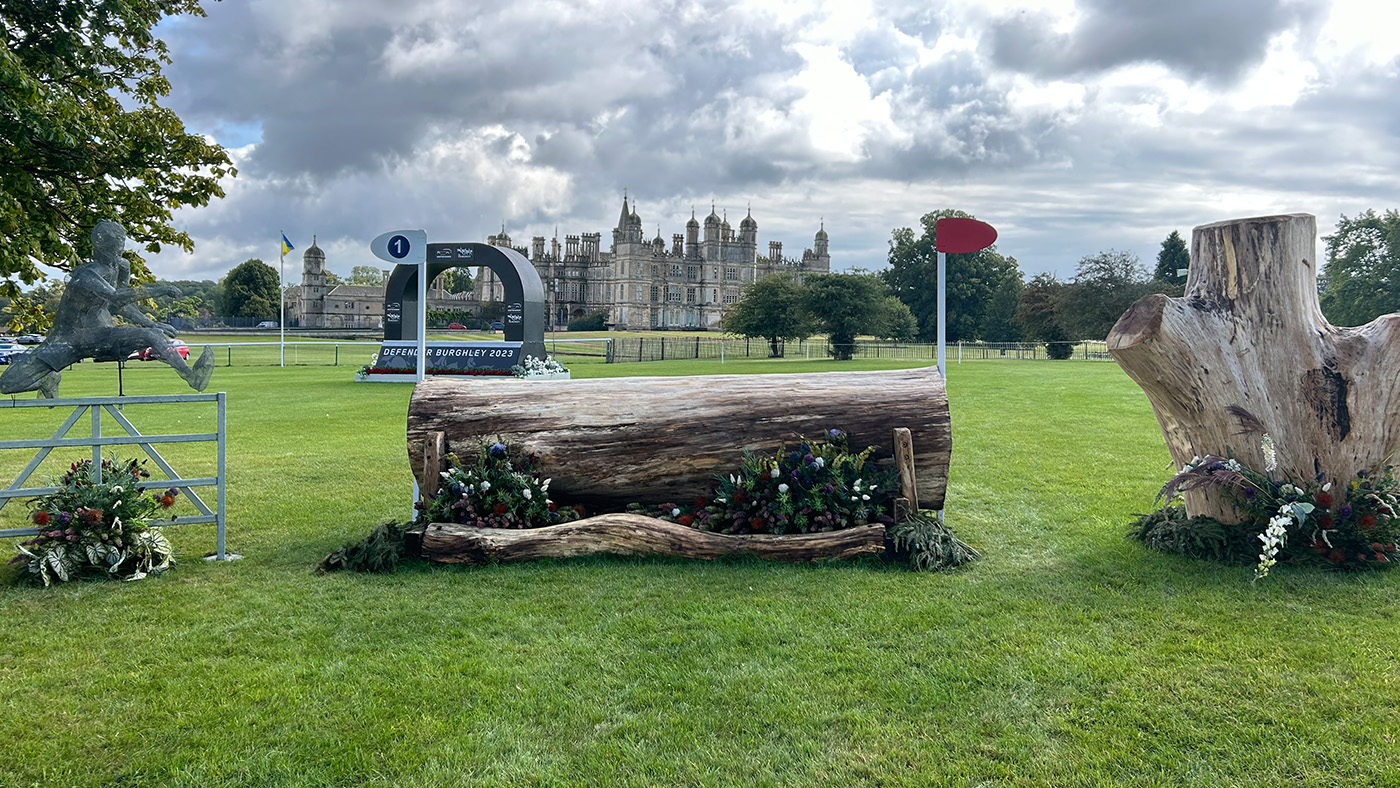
xmin=406 ymin=366 xmax=950 ymax=511
xmin=1109 ymin=213 xmax=1400 ymax=522
xmin=407 ymin=513 xmax=887 ymax=565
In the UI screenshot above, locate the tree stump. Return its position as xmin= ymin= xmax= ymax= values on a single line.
xmin=407 ymin=366 xmax=950 ymax=512
xmin=1108 ymin=213 xmax=1400 ymax=521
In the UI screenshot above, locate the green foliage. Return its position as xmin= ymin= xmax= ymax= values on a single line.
xmin=1151 ymin=453 xmax=1400 ymax=573
xmin=979 ymin=273 xmax=1024 ymax=342
xmin=11 ymin=457 xmax=177 ymax=585
xmin=0 ymin=0 xmax=234 ymax=309
xmin=0 ymin=281 xmax=64 ymax=332
xmin=348 ymin=266 xmax=385 ymax=286
xmin=436 ymin=267 xmax=474 ymax=295
xmin=219 ymin=259 xmax=279 ymax=318
xmin=874 ymin=296 xmax=919 ymax=341
xmin=644 ymin=429 xmax=897 ymax=535
xmin=421 ymin=443 xmax=582 ymax=528
xmin=884 ymin=209 xmax=1023 ymax=342
xmin=567 ymin=309 xmax=608 ymax=331
xmin=1319 ymin=209 xmax=1400 ymax=326
xmin=886 ymin=511 xmax=982 ymax=571
xmin=1055 ymin=250 xmax=1166 ymax=340
xmin=317 ymin=520 xmax=413 ymax=574
xmin=427 ymin=308 xmax=481 ymax=328
xmin=1014 ymin=272 xmax=1073 ymax=358
xmin=1128 ymin=505 xmax=1257 ymax=564
xmin=803 ymin=272 xmax=896 ymax=360
xmin=1154 ymin=230 xmax=1190 ymax=286
xmin=720 ymin=273 xmax=814 ymax=357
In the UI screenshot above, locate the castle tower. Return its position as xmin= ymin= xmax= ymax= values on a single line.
xmin=739 ymin=207 xmax=757 ymax=253
xmin=686 ymin=208 xmax=700 ymax=258
xmin=811 ymin=221 xmax=831 ymax=274
xmin=768 ymin=240 xmax=783 ymax=262
xmin=531 ymin=236 xmax=545 ymax=260
xmin=703 ymin=204 xmax=721 ymax=260
xmin=299 ymin=236 xmax=328 ymax=328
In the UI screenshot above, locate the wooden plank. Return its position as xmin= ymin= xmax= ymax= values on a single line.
xmin=893 ymin=427 xmax=918 ymax=510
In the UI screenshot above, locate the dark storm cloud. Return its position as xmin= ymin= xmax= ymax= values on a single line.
xmin=987 ymin=0 xmax=1327 ymax=82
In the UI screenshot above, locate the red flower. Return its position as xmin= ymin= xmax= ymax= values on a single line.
xmin=572 ymin=504 xmax=586 ymax=516
xmin=1315 ymin=491 xmax=1334 ymax=507
xmin=1329 ymin=550 xmax=1346 ymax=564
xmin=677 ymin=515 xmax=694 ymax=527
xmin=159 ymin=495 xmax=176 ymax=509
xmin=548 ymin=502 xmax=558 ymax=512
xmin=1361 ymin=514 xmax=1378 ymax=530
xmin=1320 ymin=514 xmax=1335 ymax=529
xmin=31 ymin=511 xmax=49 ymax=526
xmin=694 ymin=497 xmax=710 ymax=509
xmin=1372 ymin=542 xmax=1386 ymax=552
xmin=493 ymin=504 xmax=508 ymax=515
xmin=750 ymin=516 xmax=765 ymax=532
xmin=1378 ymin=553 xmax=1390 ymax=562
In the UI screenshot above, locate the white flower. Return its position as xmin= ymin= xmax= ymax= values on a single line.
xmin=869 ymin=484 xmax=877 ymax=491
xmin=770 ymin=468 xmax=780 ymax=479
xmin=715 ymin=497 xmax=726 ymax=504
xmin=861 ymin=494 xmax=870 ymax=501
xmin=440 ymin=471 xmax=451 ymax=479
xmin=1224 ymin=459 xmax=1242 ymax=472
xmin=1280 ymin=483 xmax=1297 ymax=496
xmin=1323 ymin=482 xmax=1333 ymax=492
xmin=1261 ymin=434 xmax=1278 ymax=472
xmin=479 ymin=480 xmax=491 ymax=492
xmin=851 ymin=496 xmax=859 ymax=501
xmin=778 ymin=483 xmax=789 ymax=493
xmin=522 ymin=488 xmax=532 ymax=500
xmin=814 ymin=457 xmax=825 ymax=469
xmin=542 ymin=478 xmax=551 ymax=491
xmin=672 ymin=508 xmax=682 ymax=517
xmin=111 ymin=485 xmax=124 ymax=493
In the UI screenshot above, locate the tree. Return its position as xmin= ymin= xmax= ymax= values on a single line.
xmin=220 ymin=259 xmax=279 ymax=318
xmin=349 ymin=266 xmax=385 ymax=286
xmin=884 ymin=209 xmax=1022 ymax=342
xmin=720 ymin=273 xmax=814 ymax=357
xmin=439 ymin=268 xmax=474 ymax=295
xmin=1014 ymin=273 xmax=1073 ymax=359
xmin=1319 ymin=210 xmax=1400 ymax=326
xmin=0 ymin=0 xmax=235 ymax=309
xmin=804 ymin=273 xmax=896 ymax=360
xmin=875 ymin=297 xmax=918 ymax=341
xmin=1055 ymin=250 xmax=1165 ymax=340
xmin=1154 ymin=230 xmax=1190 ymax=286
xmin=978 ymin=272 xmax=1024 ymax=342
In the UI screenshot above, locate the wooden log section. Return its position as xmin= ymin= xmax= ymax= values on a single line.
xmin=1109 ymin=213 xmax=1400 ymax=522
xmin=409 ymin=513 xmax=888 ymax=565
xmin=407 ymin=366 xmax=950 ymax=512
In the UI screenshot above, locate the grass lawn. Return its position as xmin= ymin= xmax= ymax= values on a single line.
xmin=1 ymin=358 xmax=1398 ymax=786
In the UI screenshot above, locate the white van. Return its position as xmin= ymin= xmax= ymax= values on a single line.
xmin=256 ymin=321 xmax=278 ymax=328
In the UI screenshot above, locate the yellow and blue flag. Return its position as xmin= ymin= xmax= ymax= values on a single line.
xmin=281 ymin=233 xmax=294 ymax=256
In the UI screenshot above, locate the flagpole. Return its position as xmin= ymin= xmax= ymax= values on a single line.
xmin=279 ymin=230 xmax=286 ymax=367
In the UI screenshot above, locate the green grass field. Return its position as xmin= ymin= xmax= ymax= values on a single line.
xmin=1 ymin=358 xmax=1398 ymax=786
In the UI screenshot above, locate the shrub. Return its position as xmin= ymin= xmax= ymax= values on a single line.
xmin=1046 ymin=341 xmax=1074 ymax=360
xmin=318 ymin=521 xmax=413 ymax=574
xmin=886 ymin=512 xmax=981 ymax=571
xmin=419 ymin=442 xmax=582 ymax=529
xmin=1128 ymin=505 xmax=1258 ymax=564
xmin=11 ymin=457 xmax=178 ymax=585
xmin=641 ymin=429 xmax=898 ymax=535
xmin=567 ymin=310 xmax=608 ymax=331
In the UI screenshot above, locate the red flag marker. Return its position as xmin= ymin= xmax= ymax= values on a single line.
xmin=935 ymin=217 xmax=998 ymax=254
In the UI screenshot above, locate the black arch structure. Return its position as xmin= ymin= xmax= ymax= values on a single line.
xmin=383 ymin=242 xmax=546 ymax=360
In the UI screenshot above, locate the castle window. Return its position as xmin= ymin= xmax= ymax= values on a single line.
xmin=667 ymin=286 xmax=681 ymax=303
xmin=687 ymin=266 xmax=698 ymax=281
xmin=723 ymin=290 xmax=738 ymax=304
xmin=569 ymin=282 xmax=579 ymax=301
xmin=650 ymin=285 xmax=659 ymax=302
xmin=724 ymin=267 xmax=739 ymax=281
xmin=713 ymin=289 xmax=718 ymax=302
xmin=685 ymin=287 xmax=696 ymax=303
xmin=669 ymin=264 xmax=682 ymax=277
xmin=651 ymin=265 xmax=658 ymax=277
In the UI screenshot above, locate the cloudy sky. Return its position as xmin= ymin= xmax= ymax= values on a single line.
xmin=141 ymin=0 xmax=1400 ymax=283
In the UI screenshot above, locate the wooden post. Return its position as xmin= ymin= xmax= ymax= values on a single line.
xmin=893 ymin=427 xmax=918 ymax=511
xmin=1109 ymin=213 xmax=1400 ymax=522
xmin=422 ymin=431 xmax=445 ymax=497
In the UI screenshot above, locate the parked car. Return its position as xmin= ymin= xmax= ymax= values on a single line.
xmin=447 ymin=322 xmax=467 ymax=330
xmin=256 ymin=320 xmax=278 ymax=328
xmin=131 ymin=341 xmax=190 ymax=361
xmin=490 ymin=321 xmax=504 ymax=331
xmin=0 ymin=341 xmax=27 ymax=364
xmin=16 ymin=334 xmax=45 ymax=345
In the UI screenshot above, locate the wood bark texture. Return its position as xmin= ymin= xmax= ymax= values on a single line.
xmin=1108 ymin=213 xmax=1400 ymax=521
xmin=407 ymin=366 xmax=950 ymax=510
xmin=408 ymin=513 xmax=888 ymax=565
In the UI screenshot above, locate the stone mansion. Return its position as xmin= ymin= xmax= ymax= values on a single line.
xmin=286 ymin=198 xmax=832 ymax=331
xmin=476 ymin=197 xmax=832 ymax=330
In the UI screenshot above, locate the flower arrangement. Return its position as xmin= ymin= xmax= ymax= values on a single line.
xmin=10 ymin=457 xmax=178 ymax=586
xmin=419 ymin=442 xmax=583 ymax=528
xmin=1145 ymin=434 xmax=1400 ymax=580
xmin=510 ymin=355 xmax=569 ymax=378
xmin=639 ymin=429 xmax=898 ymax=534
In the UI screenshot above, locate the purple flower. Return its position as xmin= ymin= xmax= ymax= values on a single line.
xmin=803 ymin=453 xmax=816 ymax=466
xmin=1341 ymin=505 xmax=1354 ymax=518
xmin=489 ymin=443 xmax=507 ymax=457
xmin=828 ymin=429 xmax=845 ymax=441
xmin=57 ymin=512 xmax=71 ymax=525
xmin=1359 ymin=468 xmax=1370 ymax=478
xmin=1243 ymin=488 xmax=1257 ymax=500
